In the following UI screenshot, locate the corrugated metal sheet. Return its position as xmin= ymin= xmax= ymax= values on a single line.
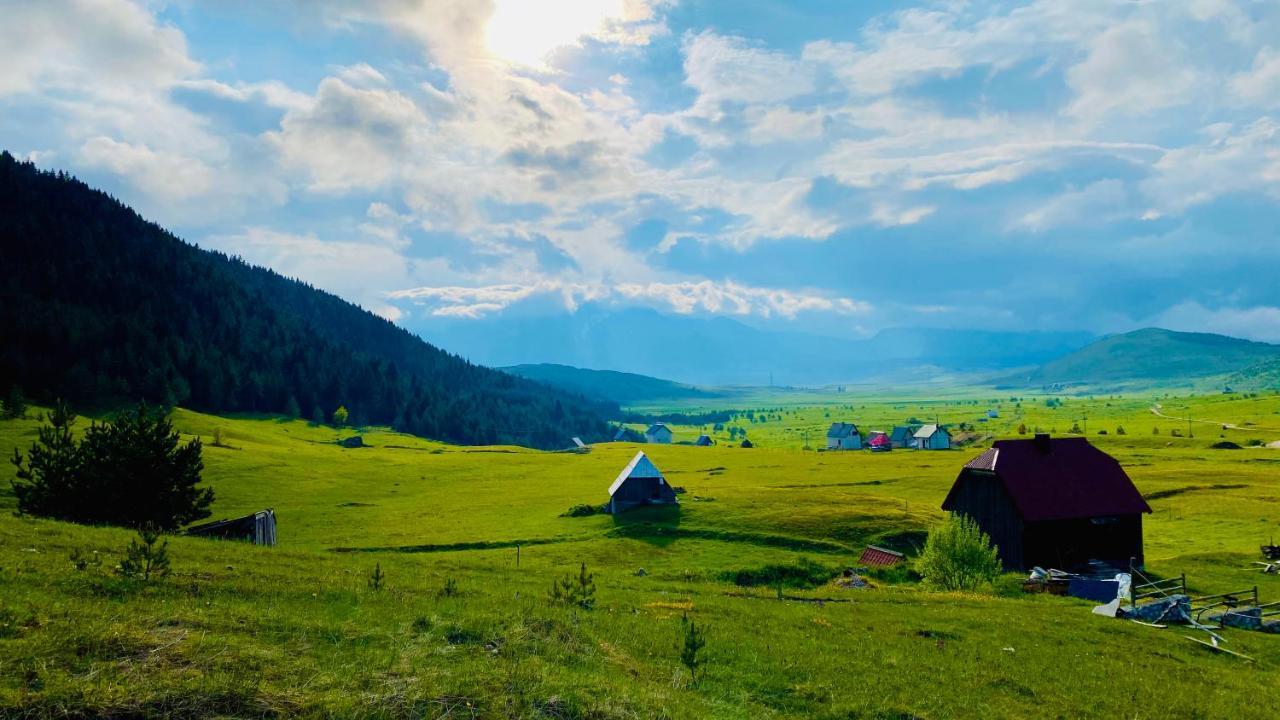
xmin=859 ymin=545 xmax=904 ymax=567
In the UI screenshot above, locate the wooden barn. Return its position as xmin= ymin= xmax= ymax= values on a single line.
xmin=826 ymin=422 xmax=862 ymax=450
xmin=607 ymin=451 xmax=678 ymax=513
xmin=645 ymin=423 xmax=673 ymax=444
xmin=942 ymin=435 xmax=1151 ymax=571
xmin=913 ymin=423 xmax=950 ymax=450
xmin=186 ymin=509 xmax=277 ymax=546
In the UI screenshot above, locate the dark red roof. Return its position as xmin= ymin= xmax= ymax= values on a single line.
xmin=943 ymin=436 xmax=1151 ymax=522
xmin=859 ymin=545 xmax=904 ymax=567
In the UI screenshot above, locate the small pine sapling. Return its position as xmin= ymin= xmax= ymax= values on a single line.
xmin=368 ymin=563 xmax=385 ymax=591
xmin=549 ymin=562 xmax=596 ymax=608
xmin=680 ymin=613 xmax=707 ymax=683
xmin=117 ymin=528 xmax=171 ymax=582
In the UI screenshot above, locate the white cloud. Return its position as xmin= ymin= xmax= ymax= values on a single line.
xmin=1231 ymin=47 xmax=1280 ymax=107
xmin=1141 ymin=119 xmax=1280 ymax=214
xmin=79 ymin=136 xmax=214 ymax=200
xmin=1065 ymin=21 xmax=1202 ymax=122
xmin=683 ymin=32 xmax=817 ymax=110
xmin=390 ymin=278 xmax=868 ymax=319
xmin=268 ymin=77 xmax=429 ymax=191
xmin=0 ymin=0 xmax=197 ymax=96
xmin=1149 ymin=301 xmax=1280 ymax=344
xmin=1010 ymin=179 xmax=1130 ymax=232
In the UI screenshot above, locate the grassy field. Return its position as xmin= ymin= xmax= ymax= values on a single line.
xmin=2 ymin=392 xmax=1280 ymax=718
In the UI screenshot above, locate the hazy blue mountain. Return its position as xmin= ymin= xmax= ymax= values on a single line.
xmin=410 ymin=306 xmax=1094 ymax=385
xmin=1017 ymin=328 xmax=1280 ymax=387
xmin=501 ymin=364 xmax=722 ymax=405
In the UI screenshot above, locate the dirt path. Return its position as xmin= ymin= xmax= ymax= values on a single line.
xmin=1150 ymin=404 xmax=1280 ymax=434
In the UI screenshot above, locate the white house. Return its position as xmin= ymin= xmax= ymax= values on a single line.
xmin=826 ymin=422 xmax=862 ymax=450
xmin=914 ymin=424 xmax=951 ymax=450
xmin=645 ymin=423 xmax=673 ymax=444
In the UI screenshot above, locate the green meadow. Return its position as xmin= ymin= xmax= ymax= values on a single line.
xmin=3 ymin=391 xmax=1280 ymax=718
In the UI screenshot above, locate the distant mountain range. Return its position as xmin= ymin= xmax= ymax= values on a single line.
xmin=1014 ymin=328 xmax=1280 ymax=389
xmin=412 ymin=307 xmax=1095 ymax=386
xmin=0 ymin=152 xmax=613 ymax=448
xmin=501 ymin=364 xmax=723 ymax=405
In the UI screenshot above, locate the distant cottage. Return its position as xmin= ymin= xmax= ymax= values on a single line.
xmin=695 ymin=434 xmax=714 ymax=446
xmin=889 ymin=426 xmax=917 ymax=449
xmin=913 ymin=423 xmax=950 ymax=450
xmin=613 ymin=427 xmax=627 ymax=441
xmin=607 ymin=451 xmax=678 ymax=513
xmin=740 ymin=438 xmax=754 ymax=448
xmin=942 ymin=435 xmax=1151 ymax=570
xmin=645 ymin=423 xmax=673 ymax=444
xmin=987 ymin=409 xmax=999 ymax=419
xmin=826 ymin=422 xmax=862 ymax=450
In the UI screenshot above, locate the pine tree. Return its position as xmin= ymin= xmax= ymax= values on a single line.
xmin=1 ymin=385 xmax=27 ymax=419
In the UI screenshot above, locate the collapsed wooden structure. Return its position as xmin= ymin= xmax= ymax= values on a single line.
xmin=186 ymin=509 xmax=277 ymax=546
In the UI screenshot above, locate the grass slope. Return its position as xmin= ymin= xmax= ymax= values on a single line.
xmin=501 ymin=364 xmax=721 ymax=406
xmin=3 ymin=394 xmax=1280 ymax=717
xmin=1020 ymin=328 xmax=1280 ymax=388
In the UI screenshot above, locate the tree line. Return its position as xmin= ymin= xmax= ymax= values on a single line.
xmin=0 ymin=153 xmax=614 ymax=449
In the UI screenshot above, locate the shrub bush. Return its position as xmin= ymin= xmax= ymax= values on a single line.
xmin=914 ymin=513 xmax=1001 ymax=592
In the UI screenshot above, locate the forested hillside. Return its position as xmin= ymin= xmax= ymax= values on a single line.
xmin=502 ymin=363 xmax=721 ymax=405
xmin=0 ymin=153 xmax=612 ymax=448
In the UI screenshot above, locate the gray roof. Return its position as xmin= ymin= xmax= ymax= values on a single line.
xmin=915 ymin=423 xmax=949 ymax=439
xmin=609 ymin=451 xmax=664 ymax=496
xmin=890 ymin=426 xmax=916 ymax=442
xmin=827 ymin=422 xmax=859 ymax=438
xmin=646 ymin=423 xmax=670 ymax=436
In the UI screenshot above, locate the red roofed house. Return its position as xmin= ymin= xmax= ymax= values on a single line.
xmin=942 ymin=434 xmax=1151 ymax=571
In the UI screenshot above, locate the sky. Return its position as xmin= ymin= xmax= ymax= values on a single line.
xmin=3 ymin=0 xmax=1280 ymax=341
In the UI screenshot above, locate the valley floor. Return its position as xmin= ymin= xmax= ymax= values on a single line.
xmin=2 ymin=392 xmax=1280 ymax=718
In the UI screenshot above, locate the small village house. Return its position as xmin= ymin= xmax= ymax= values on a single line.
xmin=826 ymin=422 xmax=862 ymax=450
xmin=889 ymin=426 xmax=916 ymax=449
xmin=607 ymin=451 xmax=678 ymax=513
xmin=942 ymin=434 xmax=1151 ymax=570
xmin=695 ymin=434 xmax=714 ymax=446
xmin=913 ymin=423 xmax=950 ymax=450
xmin=645 ymin=423 xmax=673 ymax=444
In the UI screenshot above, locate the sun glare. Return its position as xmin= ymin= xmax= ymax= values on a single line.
xmin=485 ymin=0 xmax=628 ymax=67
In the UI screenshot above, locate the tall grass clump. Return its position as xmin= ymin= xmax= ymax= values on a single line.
xmin=914 ymin=513 xmax=1001 ymax=592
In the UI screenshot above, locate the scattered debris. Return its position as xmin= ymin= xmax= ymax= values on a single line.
xmin=836 ymin=568 xmax=872 ymax=590
xmin=1262 ymin=541 xmax=1280 ymax=561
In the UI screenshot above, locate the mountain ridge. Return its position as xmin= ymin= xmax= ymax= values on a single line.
xmin=0 ymin=151 xmax=613 ymax=448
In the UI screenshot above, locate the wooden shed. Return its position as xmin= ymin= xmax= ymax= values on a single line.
xmin=942 ymin=435 xmax=1151 ymax=571
xmin=695 ymin=434 xmax=714 ymax=446
xmin=607 ymin=451 xmax=678 ymax=513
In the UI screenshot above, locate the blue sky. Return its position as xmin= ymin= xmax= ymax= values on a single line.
xmin=4 ymin=0 xmax=1280 ymax=341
